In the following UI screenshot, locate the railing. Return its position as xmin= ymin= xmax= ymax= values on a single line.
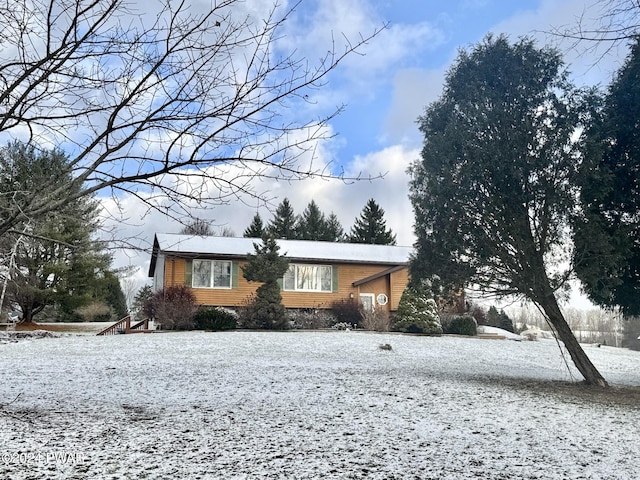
xmin=97 ymin=316 xmax=153 ymax=336
xmin=130 ymin=318 xmax=149 ymax=331
xmin=96 ymin=315 xmax=131 ymax=336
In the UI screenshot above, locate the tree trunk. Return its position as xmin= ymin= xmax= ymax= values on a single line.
xmin=537 ymin=293 xmax=608 ymax=387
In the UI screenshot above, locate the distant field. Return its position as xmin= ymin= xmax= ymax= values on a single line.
xmin=1 ymin=331 xmax=639 ymax=479
xmin=2 ymin=322 xmax=114 ymax=334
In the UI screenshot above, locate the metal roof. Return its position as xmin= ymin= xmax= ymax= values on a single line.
xmin=150 ymin=233 xmax=412 ymax=276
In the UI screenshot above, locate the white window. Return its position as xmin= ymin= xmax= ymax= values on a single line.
xmin=283 ymin=264 xmax=332 ymax=292
xmin=192 ymin=260 xmax=232 ymax=289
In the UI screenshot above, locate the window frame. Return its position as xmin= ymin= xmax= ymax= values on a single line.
xmin=191 ymin=259 xmax=233 ymax=289
xmin=282 ymin=263 xmax=333 ymax=293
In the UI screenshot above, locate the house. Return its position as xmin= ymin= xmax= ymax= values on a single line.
xmin=148 ymin=233 xmax=413 ymax=312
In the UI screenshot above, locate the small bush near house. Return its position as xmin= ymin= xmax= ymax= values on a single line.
xmin=444 ymin=315 xmax=477 ymax=336
xmin=392 ymin=287 xmax=442 ymax=335
xmin=289 ymin=308 xmax=334 ymax=329
xmin=194 ymin=307 xmax=237 ymax=331
xmin=331 ymin=298 xmax=363 ymax=328
xmin=361 ymin=307 xmax=391 ymax=332
xmin=144 ymin=285 xmax=198 ymax=330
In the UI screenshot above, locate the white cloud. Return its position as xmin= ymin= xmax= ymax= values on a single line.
xmin=100 ymin=140 xmax=418 ymax=293
xmin=383 ymin=67 xmax=447 ymax=147
xmin=487 ymin=0 xmax=628 ymax=86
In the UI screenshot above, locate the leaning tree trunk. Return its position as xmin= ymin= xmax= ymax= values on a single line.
xmin=536 ymin=291 xmax=608 ymax=387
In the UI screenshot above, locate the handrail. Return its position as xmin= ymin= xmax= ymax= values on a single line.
xmin=130 ymin=318 xmax=149 ymax=331
xmin=96 ymin=315 xmax=131 ymax=336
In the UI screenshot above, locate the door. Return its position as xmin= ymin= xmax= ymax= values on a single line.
xmin=359 ymin=293 xmax=375 ymax=311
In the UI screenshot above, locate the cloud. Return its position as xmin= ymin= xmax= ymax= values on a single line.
xmin=486 ymin=0 xmax=628 ymax=86
xmin=99 ymin=138 xmax=418 ymax=293
xmin=383 ymin=67 xmax=447 ymax=147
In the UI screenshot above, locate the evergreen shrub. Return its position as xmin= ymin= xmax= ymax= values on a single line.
xmin=444 ymin=315 xmax=477 ymax=336
xmin=194 ymin=307 xmax=237 ymax=331
xmin=392 ymin=287 xmax=442 ymax=335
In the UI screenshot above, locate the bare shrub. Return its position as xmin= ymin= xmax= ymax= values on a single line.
xmin=361 ymin=307 xmax=391 ymax=332
xmin=75 ymin=302 xmax=113 ymax=323
xmin=331 ymin=298 xmax=364 ymax=328
xmin=289 ymin=308 xmax=335 ymax=329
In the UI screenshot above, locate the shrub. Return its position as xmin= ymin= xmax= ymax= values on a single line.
xmin=75 ymin=302 xmax=113 ymax=323
xmin=238 ymin=282 xmax=289 ymax=330
xmin=361 ymin=307 xmax=391 ymax=332
xmin=444 ymin=315 xmax=477 ymax=336
xmin=392 ymin=287 xmax=442 ymax=335
xmin=144 ymin=285 xmax=198 ymax=330
xmin=622 ymin=317 xmax=640 ymax=351
xmin=331 ymin=298 xmax=363 ymax=328
xmin=194 ymin=307 xmax=237 ymax=331
xmin=288 ymin=308 xmax=334 ymax=329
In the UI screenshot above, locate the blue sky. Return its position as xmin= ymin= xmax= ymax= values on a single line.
xmin=106 ymin=0 xmax=630 ymax=305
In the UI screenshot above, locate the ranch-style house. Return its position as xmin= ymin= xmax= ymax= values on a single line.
xmin=149 ymin=233 xmax=412 ymax=312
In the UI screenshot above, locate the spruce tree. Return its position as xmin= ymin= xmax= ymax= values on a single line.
xmin=267 ymin=198 xmax=298 ymax=239
xmin=242 ymin=234 xmax=290 ymax=329
xmin=348 ymin=198 xmax=397 ymax=245
xmin=296 ymin=200 xmax=329 ymax=241
xmin=244 ymin=213 xmax=265 ymax=238
xmin=325 ymin=213 xmax=345 ymax=242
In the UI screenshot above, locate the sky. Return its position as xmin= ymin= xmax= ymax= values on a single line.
xmin=102 ymin=0 xmax=631 ymax=304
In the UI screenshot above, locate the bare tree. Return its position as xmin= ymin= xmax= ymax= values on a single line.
xmin=0 ymin=0 xmax=384 ymax=238
xmin=551 ymin=1 xmax=639 ymax=58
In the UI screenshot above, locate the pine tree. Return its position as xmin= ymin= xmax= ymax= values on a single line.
xmin=296 ymin=200 xmax=329 ymax=241
xmin=242 ymin=234 xmax=290 ymax=329
xmin=267 ymin=198 xmax=298 ymax=239
xmin=325 ymin=213 xmax=345 ymax=242
xmin=348 ymin=199 xmax=397 ymax=245
xmin=0 ymin=142 xmax=112 ymax=323
xmin=244 ymin=213 xmax=265 ymax=238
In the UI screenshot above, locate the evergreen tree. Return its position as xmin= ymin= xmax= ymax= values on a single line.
xmin=348 ymin=198 xmax=397 ymax=245
xmin=97 ymin=271 xmax=129 ymax=320
xmin=0 ymin=142 xmax=112 ymax=323
xmin=325 ymin=213 xmax=345 ymax=242
xmin=574 ymin=38 xmax=640 ymax=317
xmin=486 ymin=306 xmax=500 ymax=328
xmin=267 ymin=198 xmax=298 ymax=239
xmin=392 ymin=285 xmax=442 ymax=334
xmin=244 ymin=213 xmax=265 ymax=238
xmin=409 ymin=35 xmax=606 ymax=386
xmin=242 ymin=234 xmax=290 ymax=329
xmin=498 ymin=309 xmax=514 ymax=333
xmin=296 ymin=200 xmax=330 ymax=241
xmin=132 ymin=285 xmax=154 ymax=320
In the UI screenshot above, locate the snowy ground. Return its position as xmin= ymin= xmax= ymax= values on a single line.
xmin=1 ymin=331 xmax=639 ymax=479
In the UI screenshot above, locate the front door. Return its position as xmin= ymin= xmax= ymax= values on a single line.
xmin=359 ymin=293 xmax=375 ymax=311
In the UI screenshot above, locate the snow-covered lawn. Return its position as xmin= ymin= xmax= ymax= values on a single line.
xmin=1 ymin=331 xmax=639 ymax=479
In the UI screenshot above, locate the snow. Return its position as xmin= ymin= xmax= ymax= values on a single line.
xmin=1 ymin=331 xmax=640 ymax=479
xmin=154 ymin=233 xmax=413 ymax=265
xmin=477 ymin=325 xmax=525 ymax=341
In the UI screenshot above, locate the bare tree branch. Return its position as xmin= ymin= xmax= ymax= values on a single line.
xmin=0 ymin=0 xmax=386 ymax=237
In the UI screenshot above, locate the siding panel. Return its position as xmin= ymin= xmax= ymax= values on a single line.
xmin=163 ymin=258 xmax=408 ymax=310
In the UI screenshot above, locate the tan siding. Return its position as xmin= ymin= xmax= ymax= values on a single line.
xmin=389 ymin=268 xmax=409 ymax=310
xmin=163 ymin=257 xmax=409 ymax=310
xmin=163 ymin=256 xmax=186 ymax=288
